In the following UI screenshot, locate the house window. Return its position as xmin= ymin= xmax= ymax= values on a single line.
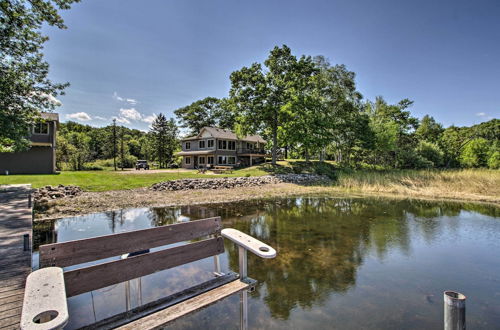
xmin=218 ymin=140 xmax=227 ymax=150
xmin=246 ymin=142 xmax=254 ymax=150
xmin=185 ymin=157 xmax=191 ymax=165
xmin=33 ymin=122 xmax=49 ymax=135
xmin=199 ymin=140 xmax=206 ymax=149
xmin=199 ymin=156 xmax=205 ymax=164
xmin=208 ymin=139 xmax=214 ymax=148
xmin=228 ymin=141 xmax=236 ymax=150
xmin=217 ymin=156 xmax=236 ymax=165
xmin=207 ymin=156 xmax=214 ymax=164
xmin=185 ymin=142 xmax=191 ymax=150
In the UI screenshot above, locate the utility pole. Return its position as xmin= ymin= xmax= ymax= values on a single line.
xmin=120 ymin=126 xmax=125 ymax=171
xmin=112 ymin=119 xmax=117 ymax=171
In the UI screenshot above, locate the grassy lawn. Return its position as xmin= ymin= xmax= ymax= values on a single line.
xmin=0 ymin=166 xmax=270 ymax=191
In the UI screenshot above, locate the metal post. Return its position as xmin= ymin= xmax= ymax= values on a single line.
xmin=238 ymin=246 xmax=247 ymax=279
xmin=444 ymin=291 xmax=466 ymax=330
xmin=23 ymin=234 xmax=30 ymax=251
xmin=213 ymin=255 xmax=222 ymax=276
xmin=238 ymin=246 xmax=248 ymax=330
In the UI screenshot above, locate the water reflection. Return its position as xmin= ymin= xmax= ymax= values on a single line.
xmin=33 ymin=197 xmax=500 ymax=329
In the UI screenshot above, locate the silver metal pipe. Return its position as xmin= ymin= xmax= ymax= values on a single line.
xmin=240 ymin=290 xmax=248 ymax=330
xmin=444 ymin=291 xmax=466 ymax=330
xmin=213 ymin=255 xmax=222 ymax=276
xmin=238 ymin=246 xmax=247 ymax=279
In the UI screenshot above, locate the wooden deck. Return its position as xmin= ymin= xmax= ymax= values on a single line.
xmin=0 ymin=185 xmax=33 ymax=329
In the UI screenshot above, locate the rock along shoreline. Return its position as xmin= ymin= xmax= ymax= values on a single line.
xmin=151 ymin=174 xmax=330 ymax=191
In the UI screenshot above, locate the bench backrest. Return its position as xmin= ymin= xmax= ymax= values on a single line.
xmin=39 ymin=217 xmax=223 ymax=297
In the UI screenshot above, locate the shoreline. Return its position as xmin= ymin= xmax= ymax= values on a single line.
xmin=35 ymin=183 xmax=500 ymax=221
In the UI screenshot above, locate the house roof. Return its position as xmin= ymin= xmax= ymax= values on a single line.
xmin=40 ymin=112 xmax=59 ymax=122
xmin=182 ymin=127 xmax=266 ymax=144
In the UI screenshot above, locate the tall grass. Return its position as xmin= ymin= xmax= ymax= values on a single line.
xmin=336 ymin=169 xmax=500 ymax=203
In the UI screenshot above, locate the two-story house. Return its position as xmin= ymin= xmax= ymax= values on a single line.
xmin=176 ymin=127 xmax=267 ymax=169
xmin=0 ymin=112 xmax=58 ymax=174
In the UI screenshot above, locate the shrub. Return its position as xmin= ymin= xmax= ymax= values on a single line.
xmin=416 ymin=141 xmax=444 ymax=167
xmin=460 ymin=138 xmax=489 ymax=168
xmin=487 ymin=151 xmax=500 ymax=169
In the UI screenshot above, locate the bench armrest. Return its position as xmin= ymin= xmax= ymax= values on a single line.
xmin=21 ymin=267 xmax=68 ymax=330
xmin=221 ymin=228 xmax=276 ymax=258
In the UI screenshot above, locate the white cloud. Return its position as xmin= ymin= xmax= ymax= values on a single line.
xmin=113 ymin=116 xmax=130 ymax=124
xmin=66 ymin=112 xmax=92 ymax=121
xmin=113 ymin=92 xmax=138 ymax=105
xmin=142 ymin=114 xmax=156 ymax=124
xmin=94 ymin=116 xmax=108 ymax=121
xmin=476 ymin=112 xmax=486 ymax=117
xmin=120 ymin=108 xmax=142 ymax=121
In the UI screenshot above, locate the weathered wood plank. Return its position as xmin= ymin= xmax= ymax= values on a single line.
xmin=0 ymin=293 xmax=24 ymax=306
xmin=0 ymin=314 xmax=21 ymax=328
xmin=0 ymin=306 xmax=22 ymax=320
xmin=0 ymin=289 xmax=24 ymax=300
xmin=40 ymin=217 xmax=222 ymax=267
xmin=0 ymin=301 xmax=22 ymax=313
xmin=64 ymin=237 xmax=225 ymax=297
xmin=0 ymin=276 xmax=26 ymax=289
xmin=0 ymin=284 xmax=24 ymax=294
xmin=118 ymin=280 xmax=249 ymax=330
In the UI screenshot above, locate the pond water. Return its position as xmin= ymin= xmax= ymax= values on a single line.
xmin=33 ymin=197 xmax=500 ymax=329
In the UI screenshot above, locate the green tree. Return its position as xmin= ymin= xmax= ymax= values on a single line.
xmin=1 ymin=0 xmax=79 ymax=151
xmin=67 ymin=132 xmax=90 ymax=170
xmin=366 ymin=97 xmax=419 ymax=168
xmin=150 ymin=114 xmax=178 ymax=168
xmin=416 ymin=140 xmax=444 ymax=167
xmin=174 ymin=97 xmax=235 ymax=134
xmin=460 ymin=138 xmax=490 ymax=168
xmin=229 ymin=45 xmax=301 ymax=165
xmin=415 ymin=115 xmax=444 ymax=143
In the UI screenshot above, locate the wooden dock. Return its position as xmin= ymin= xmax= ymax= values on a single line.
xmin=0 ymin=185 xmax=33 ymax=329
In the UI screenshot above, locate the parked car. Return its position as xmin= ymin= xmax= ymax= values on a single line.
xmin=167 ymin=162 xmax=179 ymax=169
xmin=135 ymin=160 xmax=150 ymax=170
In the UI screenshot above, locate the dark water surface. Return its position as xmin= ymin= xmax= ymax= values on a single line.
xmin=33 ymin=197 xmax=500 ymax=329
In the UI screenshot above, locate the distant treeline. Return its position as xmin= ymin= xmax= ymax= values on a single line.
xmin=58 ymin=45 xmax=499 ymax=170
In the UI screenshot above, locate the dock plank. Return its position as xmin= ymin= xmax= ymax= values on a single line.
xmin=0 ymin=186 xmax=33 ymax=330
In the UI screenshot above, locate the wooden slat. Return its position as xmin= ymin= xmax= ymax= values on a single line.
xmin=40 ymin=217 xmax=221 ymax=268
xmin=0 ymin=314 xmax=21 ymax=328
xmin=87 ymin=272 xmax=240 ymax=329
xmin=64 ymin=237 xmax=224 ymax=297
xmin=118 ymin=280 xmax=249 ymax=330
xmin=0 ymin=293 xmax=24 ymax=306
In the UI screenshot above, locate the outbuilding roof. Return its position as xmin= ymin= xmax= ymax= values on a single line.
xmin=182 ymin=127 xmax=266 ymax=144
xmin=40 ymin=112 xmax=59 ymax=121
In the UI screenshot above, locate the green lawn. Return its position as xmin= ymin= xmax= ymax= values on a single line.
xmin=0 ymin=166 xmax=270 ymax=191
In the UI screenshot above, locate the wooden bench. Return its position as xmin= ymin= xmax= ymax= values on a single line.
xmin=211 ymin=166 xmax=233 ymax=174
xmin=20 ymin=217 xmax=276 ymax=329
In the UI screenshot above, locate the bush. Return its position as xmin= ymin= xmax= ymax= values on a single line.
xmin=460 ymin=138 xmax=489 ymax=168
xmin=487 ymin=151 xmax=500 ymax=169
xmin=83 ymin=164 xmax=104 ymax=171
xmin=416 ymin=141 xmax=444 ymax=167
xmin=119 ymin=155 xmax=138 ymax=168
xmin=396 ymin=149 xmax=434 ymax=169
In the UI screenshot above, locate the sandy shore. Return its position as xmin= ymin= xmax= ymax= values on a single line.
xmin=35 ymin=182 xmax=499 ymax=221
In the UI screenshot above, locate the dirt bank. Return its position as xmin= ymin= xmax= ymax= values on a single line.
xmin=35 ymin=182 xmax=499 ymax=221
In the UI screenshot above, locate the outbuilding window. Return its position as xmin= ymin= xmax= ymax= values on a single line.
xmin=33 ymin=122 xmax=49 ymax=135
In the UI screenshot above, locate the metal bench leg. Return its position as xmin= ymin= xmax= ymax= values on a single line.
xmin=239 ymin=246 xmax=248 ymax=330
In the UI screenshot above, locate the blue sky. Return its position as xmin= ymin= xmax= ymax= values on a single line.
xmin=42 ymin=0 xmax=499 ymax=131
